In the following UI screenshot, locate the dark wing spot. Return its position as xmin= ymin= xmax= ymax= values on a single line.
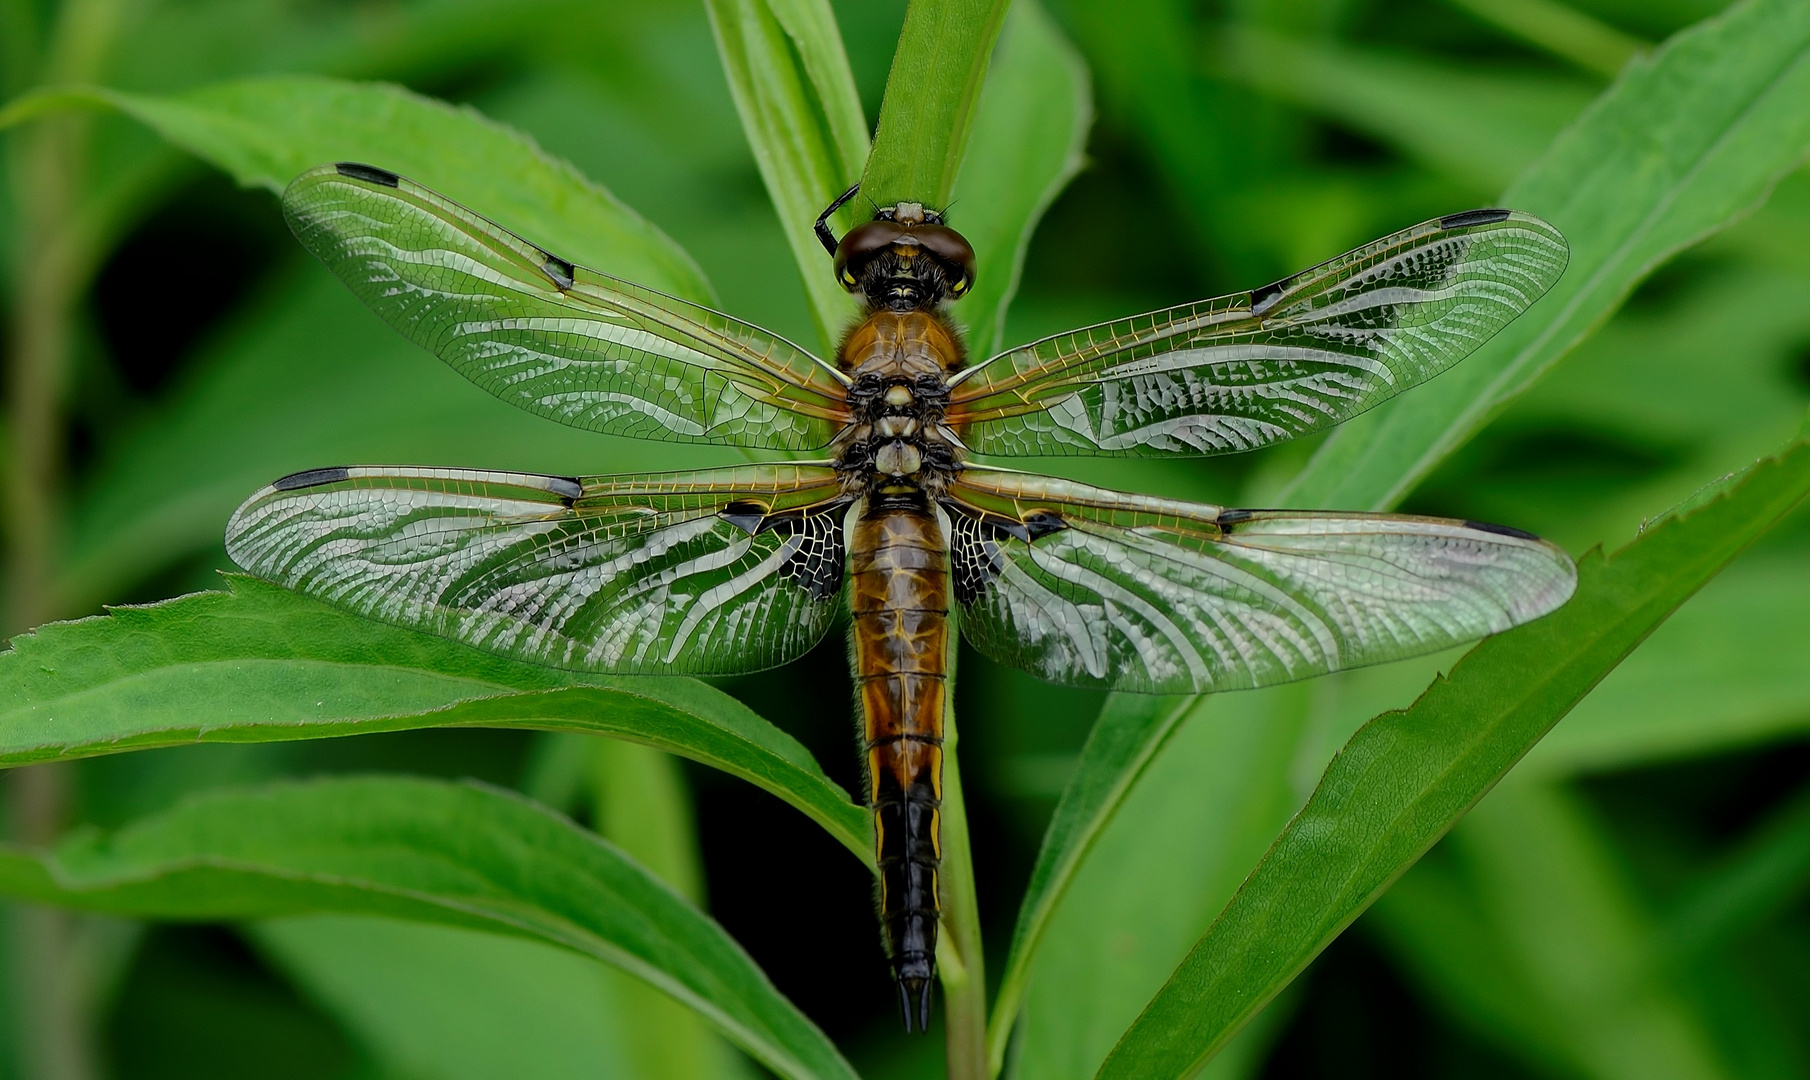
xmin=1023 ymin=511 xmax=1067 ymax=540
xmin=272 ymin=466 xmax=350 ymax=491
xmin=1440 ymin=208 xmax=1511 ymax=229
xmin=335 ymin=163 xmax=400 ymax=188
xmin=1463 ymin=519 xmax=1541 ymax=541
xmin=543 ymin=475 xmax=584 ymax=500
xmin=1216 ymin=508 xmax=1254 ymax=527
xmin=719 ymin=501 xmax=767 ymax=535
xmin=1249 ymin=277 xmax=1291 ymax=316
xmin=541 ymin=254 xmax=576 ymax=290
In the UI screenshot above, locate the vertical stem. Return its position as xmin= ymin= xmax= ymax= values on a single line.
xmin=938 ymin=647 xmax=987 ymax=1079
xmin=7 ymin=116 xmax=80 ymax=631
xmin=4 ymin=5 xmax=120 ymax=1079
xmin=5 ymin=105 xmax=91 ymax=1080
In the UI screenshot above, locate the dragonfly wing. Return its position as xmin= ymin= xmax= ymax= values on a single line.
xmin=947 ymin=210 xmax=1568 ymax=456
xmin=226 ymin=463 xmax=851 ymax=674
xmin=283 ymin=164 xmax=851 ymax=450
xmin=944 ymin=470 xmax=1575 ymax=692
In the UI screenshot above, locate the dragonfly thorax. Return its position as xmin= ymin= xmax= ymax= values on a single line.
xmin=835 ymin=310 xmax=965 ymax=497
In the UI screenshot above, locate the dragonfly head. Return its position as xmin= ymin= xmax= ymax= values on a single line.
xmin=823 ymin=197 xmax=975 ymax=311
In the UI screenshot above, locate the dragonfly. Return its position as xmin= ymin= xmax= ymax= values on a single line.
xmin=226 ymin=162 xmax=1577 ymax=1032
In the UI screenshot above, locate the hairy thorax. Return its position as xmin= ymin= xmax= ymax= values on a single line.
xmin=833 ymin=309 xmax=967 ymax=501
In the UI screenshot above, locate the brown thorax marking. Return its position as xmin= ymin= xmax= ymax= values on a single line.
xmin=834 ymin=310 xmax=966 ymax=498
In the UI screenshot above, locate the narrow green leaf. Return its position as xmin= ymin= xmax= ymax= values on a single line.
xmin=983 ymin=694 xmax=1196 ymax=1074
xmin=1097 ymin=435 xmax=1810 ymax=1077
xmin=1281 ymin=0 xmax=1810 ymax=512
xmin=1448 ymin=784 xmax=1729 ymax=1080
xmin=1367 ymin=854 xmax=1575 ymax=1074
xmin=1219 ymin=28 xmax=1594 ymax=194
xmin=0 ymin=576 xmax=870 ymax=861
xmin=1446 ymin=0 xmax=1648 ymax=78
xmin=704 ymin=0 xmax=866 ymax=350
xmin=765 ymin=0 xmax=870 ymax=173
xmin=255 ymin=915 xmax=644 ymax=1080
xmin=1660 ymin=782 xmax=1810 ymax=961
xmin=1522 ymin=555 xmax=1810 ymax=775
xmin=1008 ymin=684 xmax=1321 ymax=1080
xmin=947 ymin=0 xmax=1091 ymax=360
xmin=0 ymin=74 xmax=713 ymax=301
xmin=589 ymin=740 xmax=745 ymax=1080
xmin=0 ymin=777 xmax=858 ymax=1080
xmin=860 ymin=0 xmax=1012 ymax=209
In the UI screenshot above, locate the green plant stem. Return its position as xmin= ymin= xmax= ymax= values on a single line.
xmin=4 ymin=5 xmax=120 ymax=1078
xmin=937 ymin=652 xmax=987 ymax=1080
xmin=861 ymin=0 xmax=1011 ymax=208
xmin=4 ymin=99 xmax=89 ymax=1080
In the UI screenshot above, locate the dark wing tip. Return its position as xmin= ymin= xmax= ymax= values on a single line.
xmin=272 ymin=466 xmax=351 ymax=491
xmin=1463 ymin=518 xmax=1542 ymax=541
xmin=1439 ymin=208 xmax=1512 ymax=230
xmin=334 ymin=163 xmax=402 ymax=188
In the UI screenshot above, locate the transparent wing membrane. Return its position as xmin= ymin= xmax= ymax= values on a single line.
xmin=282 ymin=164 xmax=851 ymax=450
xmin=947 ymin=210 xmax=1568 ymax=456
xmin=944 ymin=469 xmax=1575 ymax=693
xmin=226 ymin=464 xmax=850 ymax=674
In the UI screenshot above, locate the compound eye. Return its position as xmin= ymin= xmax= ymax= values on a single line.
xmin=833 ymin=220 xmax=906 ymax=291
xmin=914 ymin=224 xmax=977 ymax=299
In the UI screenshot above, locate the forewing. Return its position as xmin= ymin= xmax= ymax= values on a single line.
xmin=283 ymin=164 xmax=851 ymax=450
xmin=945 ymin=470 xmax=1575 ymax=692
xmin=947 ymin=210 xmax=1568 ymax=456
xmin=226 ymin=464 xmax=850 ymax=674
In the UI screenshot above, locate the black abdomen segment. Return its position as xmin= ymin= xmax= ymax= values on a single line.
xmin=849 ymin=500 xmax=948 ymax=1032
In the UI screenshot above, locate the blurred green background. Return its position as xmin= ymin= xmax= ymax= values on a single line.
xmin=3 ymin=0 xmax=1810 ymax=1076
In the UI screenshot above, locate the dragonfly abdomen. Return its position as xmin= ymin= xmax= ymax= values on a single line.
xmin=849 ymin=499 xmax=949 ymax=1033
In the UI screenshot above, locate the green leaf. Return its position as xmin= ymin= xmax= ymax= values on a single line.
xmin=1001 ymin=648 xmax=1455 ymax=1077
xmin=1280 ymin=0 xmax=1810 ymax=512
xmin=1095 ymin=435 xmax=1810 ymax=1077
xmin=0 ymin=74 xmax=713 ymax=302
xmin=255 ymin=915 xmax=645 ymax=1080
xmin=1523 ymin=555 xmax=1810 ymax=775
xmin=0 ymin=576 xmax=870 ymax=861
xmin=859 ymin=0 xmax=1012 ymax=209
xmin=1446 ymin=0 xmax=1648 ymax=79
xmin=1007 ymin=684 xmax=1322 ymax=1080
xmin=947 ymin=0 xmax=1092 ymax=360
xmin=704 ymin=0 xmax=866 ymax=350
xmin=1377 ymin=782 xmax=1737 ymax=1080
xmin=0 ymin=777 xmax=857 ymax=1080
xmin=1219 ymin=28 xmax=1594 ymax=194
xmin=983 ymin=694 xmax=1196 ymax=1074
xmin=587 ymin=740 xmax=746 ymax=1080
xmin=1659 ymin=781 xmax=1810 ymax=963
